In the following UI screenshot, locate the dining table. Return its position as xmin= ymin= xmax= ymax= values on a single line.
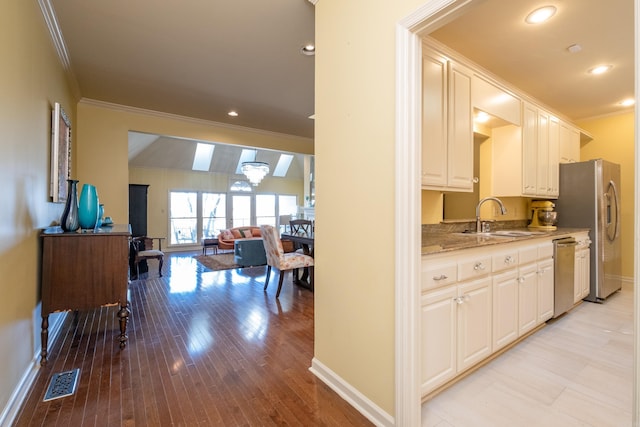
xmin=280 ymin=231 xmax=314 ymax=289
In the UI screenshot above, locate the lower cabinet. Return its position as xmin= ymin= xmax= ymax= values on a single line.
xmin=421 ymin=276 xmax=491 ymax=395
xmin=421 ymin=236 xmax=562 ymax=398
xmin=574 ymin=234 xmax=591 ymax=303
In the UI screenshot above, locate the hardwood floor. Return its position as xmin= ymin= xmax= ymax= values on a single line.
xmin=14 ymin=252 xmax=372 ymax=426
xmin=422 ymin=286 xmax=633 ymax=426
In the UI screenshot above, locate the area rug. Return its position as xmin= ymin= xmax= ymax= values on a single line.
xmin=194 ymin=253 xmax=240 ymax=271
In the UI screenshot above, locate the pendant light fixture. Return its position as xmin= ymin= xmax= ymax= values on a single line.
xmin=241 ymin=150 xmax=269 ymax=186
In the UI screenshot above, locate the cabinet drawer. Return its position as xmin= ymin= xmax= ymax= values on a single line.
xmin=519 ymin=246 xmax=538 ymax=265
xmin=492 ymin=250 xmax=519 ymax=273
xmin=538 ymin=241 xmax=554 ymax=259
xmin=423 ymin=262 xmax=457 ymax=291
xmin=458 ymin=256 xmax=492 ymax=281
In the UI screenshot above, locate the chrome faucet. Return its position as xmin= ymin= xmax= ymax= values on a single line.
xmin=476 ymin=197 xmax=507 ymax=232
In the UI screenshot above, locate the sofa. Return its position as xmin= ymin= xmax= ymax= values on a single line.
xmin=217 ymin=226 xmax=262 ymax=250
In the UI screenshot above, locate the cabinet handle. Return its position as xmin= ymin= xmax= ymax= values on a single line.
xmin=504 ymin=256 xmax=514 ymax=264
xmin=454 ymin=295 xmax=470 ymax=305
xmin=473 ymin=262 xmax=486 ymax=271
xmin=432 ymin=274 xmax=448 ymax=281
xmin=518 ymin=276 xmax=525 ymax=283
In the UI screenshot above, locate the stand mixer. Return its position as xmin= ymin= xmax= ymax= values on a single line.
xmin=528 ymin=200 xmax=557 ymax=230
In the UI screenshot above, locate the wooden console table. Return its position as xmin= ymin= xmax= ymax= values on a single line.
xmin=40 ymin=224 xmax=132 ymax=366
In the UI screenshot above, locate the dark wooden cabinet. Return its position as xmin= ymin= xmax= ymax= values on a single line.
xmin=128 ymin=184 xmax=149 ymax=237
xmin=40 ymin=224 xmax=131 ymax=365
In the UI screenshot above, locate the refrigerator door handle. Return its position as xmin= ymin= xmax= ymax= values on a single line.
xmin=606 ymin=179 xmax=620 ymax=241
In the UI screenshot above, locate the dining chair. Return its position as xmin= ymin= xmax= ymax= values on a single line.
xmin=131 ymin=236 xmax=164 ymax=278
xmin=260 ymin=225 xmax=314 ymax=298
xmin=289 ymin=219 xmax=312 ymax=234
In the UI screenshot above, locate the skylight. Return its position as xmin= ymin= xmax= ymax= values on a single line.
xmin=192 ymin=143 xmax=215 ymax=171
xmin=273 ymin=154 xmax=294 ymax=177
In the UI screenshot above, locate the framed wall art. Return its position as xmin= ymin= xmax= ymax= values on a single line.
xmin=50 ymin=102 xmax=71 ymax=203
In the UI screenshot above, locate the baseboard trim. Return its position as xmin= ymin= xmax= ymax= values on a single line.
xmin=309 ymin=357 xmax=394 ymax=427
xmin=0 ymin=312 xmax=67 ymax=427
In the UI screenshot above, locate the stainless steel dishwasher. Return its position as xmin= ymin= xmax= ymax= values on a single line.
xmin=553 ymin=237 xmax=577 ymax=318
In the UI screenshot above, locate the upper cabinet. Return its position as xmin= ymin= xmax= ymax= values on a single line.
xmin=422 ymin=46 xmax=474 ymax=192
xmin=421 ymin=38 xmax=592 ymax=198
xmin=493 ymin=102 xmax=560 ymax=198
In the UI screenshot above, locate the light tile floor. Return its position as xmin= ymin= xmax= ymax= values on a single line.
xmin=422 ymin=287 xmax=633 ymax=427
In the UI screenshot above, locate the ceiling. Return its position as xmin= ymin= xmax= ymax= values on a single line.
xmin=48 ymin=0 xmax=633 ymax=177
xmin=430 ymin=0 xmax=634 ymax=121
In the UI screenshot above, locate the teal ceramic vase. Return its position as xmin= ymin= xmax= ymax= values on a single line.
xmin=78 ymin=184 xmax=99 ymax=230
xmin=60 ymin=179 xmax=80 ymax=232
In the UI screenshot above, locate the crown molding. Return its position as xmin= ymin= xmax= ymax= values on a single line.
xmin=37 ymin=0 xmax=81 ymax=99
xmin=79 ymin=98 xmax=314 ymax=144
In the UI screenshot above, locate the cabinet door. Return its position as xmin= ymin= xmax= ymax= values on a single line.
xmin=447 ymin=61 xmax=473 ymax=190
xmin=421 ymin=286 xmax=457 ymax=395
xmin=575 ymin=248 xmax=590 ymax=301
xmin=422 ymin=50 xmax=448 ymax=187
xmin=518 ymin=263 xmax=538 ymax=335
xmin=547 ymin=117 xmax=560 ymax=197
xmin=537 ymin=258 xmax=554 ymax=323
xmin=536 ymin=109 xmax=549 ymax=196
xmin=492 ymin=269 xmax=519 ymax=351
xmin=521 ymin=103 xmax=538 ymax=196
xmin=559 ymin=122 xmax=580 ymax=163
xmin=457 ymin=276 xmax=492 ymax=372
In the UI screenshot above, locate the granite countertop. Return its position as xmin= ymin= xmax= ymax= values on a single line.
xmin=422 ymin=222 xmax=589 ymax=255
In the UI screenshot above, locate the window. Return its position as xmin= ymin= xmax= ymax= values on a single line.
xmin=256 ymin=194 xmax=276 ymax=226
xmin=170 ymin=192 xmax=197 ymax=245
xmin=202 ymin=192 xmax=226 ymax=238
xmin=169 ymin=190 xmax=297 ymax=246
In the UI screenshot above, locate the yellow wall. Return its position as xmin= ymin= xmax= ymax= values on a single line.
xmin=315 ymin=0 xmax=426 ymax=415
xmin=129 ymin=166 xmax=303 ymax=246
xmin=0 ymin=1 xmax=76 ymax=414
xmin=76 ymin=101 xmax=313 ymax=232
xmin=577 ymin=111 xmax=635 ymax=279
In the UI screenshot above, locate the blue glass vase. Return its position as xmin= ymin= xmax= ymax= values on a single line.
xmin=78 ymin=184 xmax=99 ymax=230
xmin=96 ymin=204 xmax=105 ymax=227
xmin=60 ymin=179 xmax=80 ymax=232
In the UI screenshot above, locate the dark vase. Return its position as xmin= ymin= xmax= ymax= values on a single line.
xmin=78 ymin=184 xmax=99 ymax=230
xmin=60 ymin=179 xmax=80 ymax=232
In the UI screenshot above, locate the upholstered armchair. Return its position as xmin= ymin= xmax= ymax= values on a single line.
xmin=260 ymin=225 xmax=314 ymax=298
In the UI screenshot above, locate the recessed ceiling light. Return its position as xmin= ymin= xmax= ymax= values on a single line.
xmin=301 ymin=44 xmax=315 ymax=56
xmin=588 ymin=65 xmax=612 ymax=75
xmin=525 ymin=6 xmax=557 ymax=24
xmin=228 ymin=111 xmax=238 ymax=117
xmin=619 ymin=99 xmax=635 ymax=107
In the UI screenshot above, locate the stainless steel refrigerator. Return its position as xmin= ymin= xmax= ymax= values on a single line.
xmin=556 ymin=159 xmax=621 ymax=302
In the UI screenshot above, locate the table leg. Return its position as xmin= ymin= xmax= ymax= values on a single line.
xmin=117 ymin=303 xmax=130 ymax=348
xmin=40 ymin=315 xmax=49 ymax=366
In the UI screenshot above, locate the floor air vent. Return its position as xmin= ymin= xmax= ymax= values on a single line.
xmin=43 ymin=368 xmax=80 ymax=401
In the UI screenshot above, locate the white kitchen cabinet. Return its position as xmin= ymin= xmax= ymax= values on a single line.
xmin=518 ymin=262 xmax=538 ymax=335
xmin=422 ymin=45 xmax=473 ymax=191
xmin=537 ymin=257 xmax=555 ymax=322
xmin=421 ymin=285 xmax=457 ymax=395
xmin=559 ymin=121 xmax=581 ymax=163
xmin=421 ymin=236 xmax=564 ymax=398
xmin=492 ymin=268 xmax=519 ymax=351
xmin=574 ymin=233 xmax=591 ymax=303
xmin=457 ymin=276 xmax=492 ymax=371
xmin=492 ymin=102 xmax=559 ymax=198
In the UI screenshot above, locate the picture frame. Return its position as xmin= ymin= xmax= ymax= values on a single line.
xmin=50 ymin=102 xmax=71 ymax=203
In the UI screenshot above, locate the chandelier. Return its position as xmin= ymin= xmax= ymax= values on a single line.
xmin=241 ymin=156 xmax=269 ymax=186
